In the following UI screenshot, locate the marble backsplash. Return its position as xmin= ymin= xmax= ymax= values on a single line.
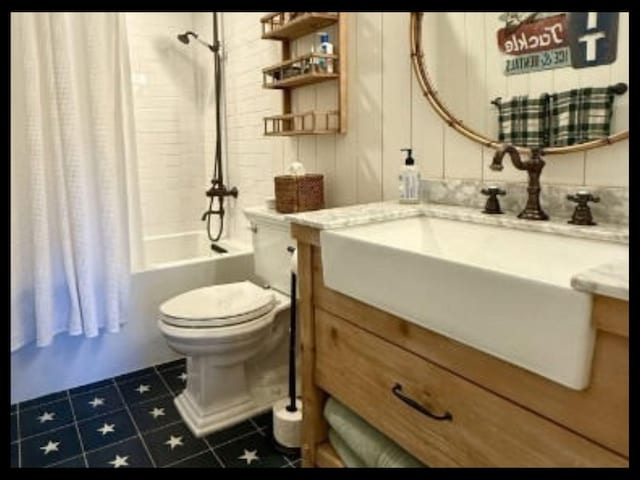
xmin=422 ymin=179 xmax=629 ymax=225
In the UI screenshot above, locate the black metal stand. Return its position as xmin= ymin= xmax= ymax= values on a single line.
xmin=287 ymin=271 xmax=297 ymax=413
xmin=271 ymin=257 xmax=301 ymax=457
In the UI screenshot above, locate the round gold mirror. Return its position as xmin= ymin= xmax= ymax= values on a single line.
xmin=409 ymin=12 xmax=628 ymax=156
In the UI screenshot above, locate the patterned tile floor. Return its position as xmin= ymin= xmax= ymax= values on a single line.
xmin=10 ymin=359 xmax=301 ymax=468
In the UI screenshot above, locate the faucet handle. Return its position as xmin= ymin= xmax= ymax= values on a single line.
xmin=481 ymin=186 xmax=506 ymax=196
xmin=567 ymin=191 xmax=600 ymax=204
xmin=481 ymin=186 xmax=506 ymax=214
xmin=567 ymin=191 xmax=600 ymax=226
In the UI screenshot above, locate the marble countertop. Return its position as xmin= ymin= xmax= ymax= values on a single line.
xmin=285 ymin=201 xmax=423 ymax=230
xmin=284 ymin=201 xmax=629 ymax=300
xmin=285 ymin=201 xmax=628 ymax=244
xmin=571 ymin=260 xmax=629 ymax=301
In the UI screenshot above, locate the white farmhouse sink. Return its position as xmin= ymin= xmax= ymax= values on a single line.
xmin=320 ymin=216 xmax=628 ymax=389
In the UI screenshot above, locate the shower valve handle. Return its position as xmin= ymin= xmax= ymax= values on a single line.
xmin=206 ymin=185 xmax=238 ymax=199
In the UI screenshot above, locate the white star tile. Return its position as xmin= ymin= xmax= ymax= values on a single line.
xmin=149 ymin=407 xmax=165 ymax=419
xmin=165 ymin=435 xmax=184 ymax=450
xmin=37 ymin=411 xmax=56 ymax=423
xmin=135 ymin=384 xmax=151 ymax=394
xmin=97 ymin=423 xmax=116 ymax=435
xmin=88 ymin=397 xmax=105 ymax=408
xmin=108 ymin=454 xmax=129 ymax=468
xmin=178 ymin=372 xmax=188 ymax=382
xmin=40 ymin=440 xmax=60 ymax=455
xmin=238 ymin=449 xmax=259 ymax=465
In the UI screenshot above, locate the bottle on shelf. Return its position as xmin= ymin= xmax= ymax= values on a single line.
xmin=317 ymin=32 xmax=334 ymax=73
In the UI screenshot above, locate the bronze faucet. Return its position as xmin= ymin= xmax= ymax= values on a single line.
xmin=490 ymin=145 xmax=549 ymax=221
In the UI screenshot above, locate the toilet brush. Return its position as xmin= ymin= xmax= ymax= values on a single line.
xmin=272 ymin=246 xmax=302 ymax=455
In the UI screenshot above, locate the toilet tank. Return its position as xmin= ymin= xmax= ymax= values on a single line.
xmin=244 ymin=206 xmax=296 ymax=295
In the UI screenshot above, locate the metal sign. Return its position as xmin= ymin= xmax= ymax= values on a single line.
xmin=497 ymin=14 xmax=568 ymax=55
xmin=568 ymin=12 xmax=619 ymax=68
xmin=499 ymin=12 xmax=619 ymax=75
xmin=504 ymin=47 xmax=571 ymax=75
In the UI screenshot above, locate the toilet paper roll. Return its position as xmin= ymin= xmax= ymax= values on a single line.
xmin=272 ymin=398 xmax=303 ymax=449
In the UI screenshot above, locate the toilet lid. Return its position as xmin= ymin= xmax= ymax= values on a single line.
xmin=159 ymin=281 xmax=276 ymax=328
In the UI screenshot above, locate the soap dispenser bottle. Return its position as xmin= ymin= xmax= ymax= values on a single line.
xmin=399 ymin=148 xmax=421 ymax=204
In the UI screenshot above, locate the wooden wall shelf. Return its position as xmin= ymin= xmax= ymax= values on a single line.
xmin=264 ymin=111 xmax=339 ymax=136
xmin=262 ymin=53 xmax=339 ymax=89
xmin=261 ymin=12 xmax=338 ymax=40
xmin=261 ymin=12 xmax=347 ymax=135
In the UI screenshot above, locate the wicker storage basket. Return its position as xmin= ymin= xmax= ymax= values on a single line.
xmin=274 ymin=174 xmax=324 ymax=213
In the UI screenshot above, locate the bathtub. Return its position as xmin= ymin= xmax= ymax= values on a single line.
xmin=143 ymin=231 xmax=252 ymax=269
xmin=11 ymin=231 xmax=255 ymax=403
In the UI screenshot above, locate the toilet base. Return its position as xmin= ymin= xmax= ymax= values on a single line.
xmin=175 ymin=389 xmax=267 ymax=438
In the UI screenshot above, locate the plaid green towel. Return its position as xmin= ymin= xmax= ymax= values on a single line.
xmin=495 ymin=94 xmax=549 ymax=148
xmin=549 ymin=87 xmax=615 ymax=147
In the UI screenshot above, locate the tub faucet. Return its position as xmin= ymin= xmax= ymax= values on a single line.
xmin=490 ymin=145 xmax=549 ymax=221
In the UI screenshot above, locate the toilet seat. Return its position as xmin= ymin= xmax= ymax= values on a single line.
xmin=159 ymin=281 xmax=276 ymax=328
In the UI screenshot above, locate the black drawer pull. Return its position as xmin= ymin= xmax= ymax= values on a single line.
xmin=391 ymin=383 xmax=452 ymax=421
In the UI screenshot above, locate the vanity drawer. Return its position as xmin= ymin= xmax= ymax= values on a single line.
xmin=314 ymin=308 xmax=626 ymax=467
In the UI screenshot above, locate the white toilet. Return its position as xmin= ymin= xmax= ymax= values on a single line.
xmin=158 ymin=208 xmax=294 ymax=437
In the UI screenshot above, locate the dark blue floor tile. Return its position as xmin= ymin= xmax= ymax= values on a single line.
xmin=11 ymin=404 xmax=17 ymax=415
xmin=77 ymin=410 xmax=137 ymax=452
xmin=168 ymin=450 xmax=222 ymax=468
xmin=19 ymin=390 xmax=68 ymax=412
xmin=157 ymin=367 xmax=187 ymax=395
xmin=11 ymin=442 xmax=19 ymax=467
xmin=117 ymin=373 xmax=171 ymax=407
xmin=214 ymin=431 xmax=289 ymax=468
xmin=69 ymin=379 xmax=114 ymax=397
xmin=19 ymin=398 xmax=74 ymax=438
xmin=156 ymin=358 xmax=186 ymax=372
xmin=260 ymin=426 xmax=301 ymax=462
xmin=129 ymin=395 xmax=181 ymax=433
xmin=114 ymin=367 xmax=155 ymax=384
xmin=71 ymin=385 xmax=124 ymax=421
xmin=142 ymin=422 xmax=208 ymax=467
xmin=11 ymin=414 xmax=18 ymax=443
xmin=86 ymin=437 xmax=153 ymax=468
xmin=20 ymin=425 xmax=82 ymax=467
xmin=46 ymin=455 xmax=87 ymax=468
xmin=205 ymin=420 xmax=257 ymax=447
xmin=251 ymin=410 xmax=272 ymax=429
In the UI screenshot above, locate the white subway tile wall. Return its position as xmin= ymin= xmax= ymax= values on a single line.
xmin=125 ymin=12 xmax=213 ymax=238
xmin=222 ymin=13 xmax=284 ymax=245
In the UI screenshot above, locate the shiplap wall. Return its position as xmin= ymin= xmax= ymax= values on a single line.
xmin=424 ymin=12 xmax=629 ymax=186
xmin=221 ymin=12 xmax=628 ymax=243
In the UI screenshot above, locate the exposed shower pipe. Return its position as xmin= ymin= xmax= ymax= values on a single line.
xmin=177 ymin=13 xmax=238 ymax=252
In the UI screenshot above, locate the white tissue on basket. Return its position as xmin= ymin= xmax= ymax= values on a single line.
xmin=286 ymin=162 xmax=306 ymax=176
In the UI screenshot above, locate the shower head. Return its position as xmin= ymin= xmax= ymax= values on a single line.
xmin=177 ymin=31 xmax=197 ymax=44
xmin=176 ymin=30 xmax=216 ymax=52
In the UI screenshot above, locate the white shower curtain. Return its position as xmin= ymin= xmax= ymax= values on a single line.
xmin=11 ymin=12 xmax=143 ymax=351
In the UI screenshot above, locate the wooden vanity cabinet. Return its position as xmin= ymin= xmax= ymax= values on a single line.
xmin=292 ymin=224 xmax=628 ymax=468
